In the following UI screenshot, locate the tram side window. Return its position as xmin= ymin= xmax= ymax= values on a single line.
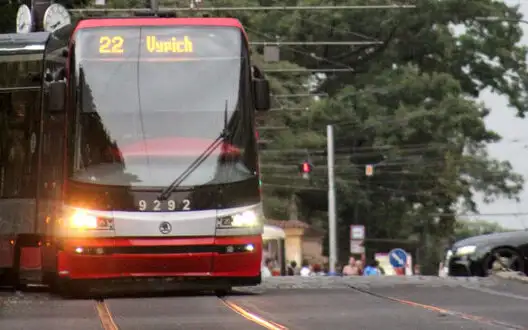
xmin=0 ymin=91 xmax=40 ymax=199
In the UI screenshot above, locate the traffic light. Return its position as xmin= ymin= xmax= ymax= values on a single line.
xmin=365 ymin=164 xmax=374 ymax=177
xmin=300 ymin=161 xmax=312 ymax=173
xmin=299 ymin=161 xmax=313 ymax=179
xmin=302 ymin=162 xmax=310 ymax=173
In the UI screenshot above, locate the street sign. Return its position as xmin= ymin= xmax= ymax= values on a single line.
xmin=350 ymin=225 xmax=365 ymax=240
xmin=350 ymin=240 xmax=365 ymax=254
xmin=389 ymin=248 xmax=408 ymax=268
xmin=264 ymin=45 xmax=280 ymax=62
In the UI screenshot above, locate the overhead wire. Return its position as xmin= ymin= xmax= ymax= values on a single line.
xmin=71 ymin=4 xmax=417 ymax=14
xmin=245 ymin=26 xmax=355 ymax=72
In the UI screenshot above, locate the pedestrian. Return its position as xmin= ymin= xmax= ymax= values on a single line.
xmin=287 ymin=261 xmax=297 ymax=276
xmin=363 ymin=259 xmax=381 ymax=276
xmin=300 ymin=259 xmax=312 ymax=276
xmin=312 ymin=264 xmax=325 ymax=275
xmin=342 ymin=256 xmax=359 ymax=275
xmin=261 ymin=258 xmax=274 ymax=278
xmin=375 ymin=259 xmax=385 ymax=275
xmin=355 ymin=259 xmax=364 ymax=275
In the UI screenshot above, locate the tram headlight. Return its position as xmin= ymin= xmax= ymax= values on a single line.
xmin=69 ymin=211 xmax=98 ymax=229
xmin=232 ymin=210 xmax=259 ymax=227
xmin=217 ymin=210 xmax=260 ymax=228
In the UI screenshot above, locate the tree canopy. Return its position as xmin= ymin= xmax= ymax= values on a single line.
xmin=236 ymin=0 xmax=527 ymax=267
xmin=453 ymin=219 xmax=510 ymax=241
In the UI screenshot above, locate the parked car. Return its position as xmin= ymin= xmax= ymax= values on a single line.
xmin=445 ymin=230 xmax=528 ymax=276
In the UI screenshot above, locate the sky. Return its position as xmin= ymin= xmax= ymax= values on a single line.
xmin=469 ymin=0 xmax=528 ymax=229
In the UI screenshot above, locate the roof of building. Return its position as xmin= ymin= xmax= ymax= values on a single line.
xmin=266 ymin=219 xmax=311 ymax=229
xmin=265 ymin=219 xmax=325 ymax=237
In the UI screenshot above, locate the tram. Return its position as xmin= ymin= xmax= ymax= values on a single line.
xmin=0 ymin=16 xmax=270 ymax=294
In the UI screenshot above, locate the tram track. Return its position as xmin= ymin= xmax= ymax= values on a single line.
xmin=219 ymin=296 xmax=289 ymax=330
xmin=95 ymin=299 xmax=119 ymax=330
xmin=3 ymin=277 xmax=528 ymax=330
xmin=346 ymin=284 xmax=527 ymax=330
xmin=94 ymin=292 xmax=289 ymax=330
xmin=88 ymin=284 xmax=528 ymax=330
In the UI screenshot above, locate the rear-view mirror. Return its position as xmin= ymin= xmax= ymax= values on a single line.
xmin=47 ymin=81 xmax=66 ymax=113
xmin=253 ymin=78 xmax=270 ymax=111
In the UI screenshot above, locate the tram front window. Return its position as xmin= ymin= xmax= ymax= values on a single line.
xmin=71 ymin=26 xmax=257 ymax=188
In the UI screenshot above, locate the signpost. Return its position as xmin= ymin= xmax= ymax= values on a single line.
xmin=350 ymin=225 xmax=365 ymax=240
xmin=349 ymin=225 xmax=365 ymax=254
xmin=389 ymin=248 xmax=408 ymax=275
xmin=349 ymin=241 xmax=365 ymax=254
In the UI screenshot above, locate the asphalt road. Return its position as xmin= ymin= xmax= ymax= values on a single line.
xmin=1 ymin=276 xmax=527 ymax=330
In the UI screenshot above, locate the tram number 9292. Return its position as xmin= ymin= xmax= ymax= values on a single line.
xmin=138 ymin=199 xmax=191 ymax=211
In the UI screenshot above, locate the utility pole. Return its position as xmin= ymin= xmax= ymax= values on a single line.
xmin=147 ymin=0 xmax=159 ymax=14
xmin=327 ymin=125 xmax=337 ymax=274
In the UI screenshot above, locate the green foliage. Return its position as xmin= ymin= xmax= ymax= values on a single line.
xmin=237 ymin=0 xmax=526 ymax=265
xmin=454 ymin=219 xmax=510 ymax=241
xmin=0 ymin=3 xmax=16 ymax=33
xmin=54 ymin=0 xmax=92 ymax=9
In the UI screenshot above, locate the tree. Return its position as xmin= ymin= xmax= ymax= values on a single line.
xmin=228 ymin=0 xmax=527 ymax=267
xmin=454 ymin=219 xmax=510 ymax=241
xmin=237 ymin=0 xmax=528 ymax=116
xmin=252 ymin=53 xmax=316 ymax=219
xmin=286 ymin=65 xmax=523 ymax=261
xmin=0 ymin=3 xmax=16 ymax=33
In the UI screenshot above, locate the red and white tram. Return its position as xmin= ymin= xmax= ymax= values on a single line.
xmin=0 ymin=16 xmax=270 ymax=295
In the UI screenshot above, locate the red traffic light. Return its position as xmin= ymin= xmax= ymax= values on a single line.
xmin=302 ymin=163 xmax=310 ymax=172
xmin=301 ymin=162 xmax=312 ymax=173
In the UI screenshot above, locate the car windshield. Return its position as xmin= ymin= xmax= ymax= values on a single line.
xmin=71 ymin=25 xmax=257 ymax=188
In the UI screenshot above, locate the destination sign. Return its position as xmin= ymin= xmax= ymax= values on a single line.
xmin=98 ymin=35 xmax=193 ymax=55
xmin=145 ymin=36 xmax=193 ymax=54
xmin=78 ymin=27 xmax=240 ymax=59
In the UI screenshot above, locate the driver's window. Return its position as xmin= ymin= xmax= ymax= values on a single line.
xmin=79 ymin=113 xmax=120 ymax=168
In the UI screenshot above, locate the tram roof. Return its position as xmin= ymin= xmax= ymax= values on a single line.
xmin=0 ymin=32 xmax=50 ymax=55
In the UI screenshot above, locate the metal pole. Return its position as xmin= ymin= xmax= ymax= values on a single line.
xmin=149 ymin=0 xmax=159 ymax=16
xmin=251 ymin=41 xmax=384 ymax=46
xmin=327 ymin=125 xmax=337 ymax=274
xmin=149 ymin=0 xmax=159 ymax=14
xmin=32 ymin=0 xmax=51 ymax=31
xmin=274 ymin=93 xmax=328 ymax=97
xmin=263 ymin=68 xmax=354 ymax=73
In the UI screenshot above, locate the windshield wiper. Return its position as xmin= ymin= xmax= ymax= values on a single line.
xmin=157 ymin=101 xmax=230 ymax=201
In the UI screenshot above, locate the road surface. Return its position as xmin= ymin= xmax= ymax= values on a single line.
xmin=1 ymin=276 xmax=527 ymax=330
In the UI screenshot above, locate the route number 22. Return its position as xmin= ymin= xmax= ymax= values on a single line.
xmin=138 ymin=199 xmax=191 ymax=211
xmin=99 ymin=36 xmax=124 ymax=54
